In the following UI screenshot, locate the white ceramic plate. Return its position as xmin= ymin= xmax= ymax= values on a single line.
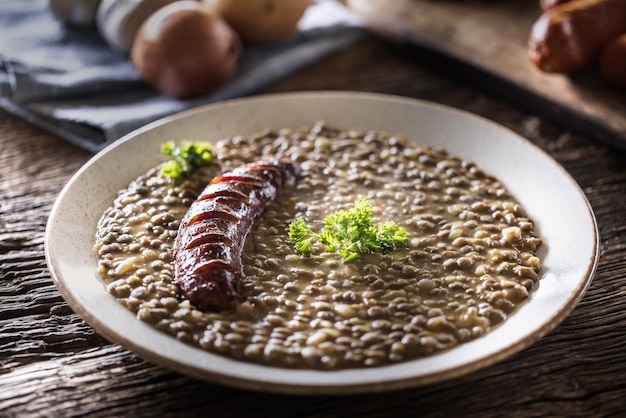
xmin=45 ymin=92 xmax=599 ymax=395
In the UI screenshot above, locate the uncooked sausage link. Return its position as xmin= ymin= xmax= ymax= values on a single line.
xmin=173 ymin=158 xmax=299 ymax=311
xmin=600 ymin=33 xmax=626 ymax=86
xmin=540 ymin=0 xmax=573 ymax=11
xmin=529 ymin=0 xmax=626 ymax=73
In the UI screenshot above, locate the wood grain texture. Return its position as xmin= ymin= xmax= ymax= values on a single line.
xmin=2 ymin=36 xmax=626 ymax=417
xmin=347 ymin=0 xmax=626 ymax=150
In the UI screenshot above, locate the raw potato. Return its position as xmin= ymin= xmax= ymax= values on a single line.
xmin=600 ymin=34 xmax=626 ymax=87
xmin=131 ymin=1 xmax=240 ymax=99
xmin=49 ymin=0 xmax=102 ymax=28
xmin=97 ymin=0 xmax=181 ymax=55
xmin=206 ymin=0 xmax=311 ymax=44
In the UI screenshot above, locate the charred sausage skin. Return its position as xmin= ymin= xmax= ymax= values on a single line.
xmin=173 ymin=158 xmax=299 ymax=311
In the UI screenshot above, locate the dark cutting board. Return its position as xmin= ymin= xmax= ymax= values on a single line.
xmin=347 ymin=0 xmax=626 ymax=150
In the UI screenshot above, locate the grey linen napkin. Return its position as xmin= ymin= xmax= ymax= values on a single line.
xmin=0 ymin=0 xmax=366 ymax=153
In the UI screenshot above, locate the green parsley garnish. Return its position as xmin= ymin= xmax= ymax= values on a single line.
xmin=160 ymin=140 xmax=213 ymax=180
xmin=288 ymin=198 xmax=409 ymax=262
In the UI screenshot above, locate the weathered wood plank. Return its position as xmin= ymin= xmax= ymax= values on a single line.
xmin=1 ymin=36 xmax=626 ymax=417
xmin=347 ymin=0 xmax=626 ymax=150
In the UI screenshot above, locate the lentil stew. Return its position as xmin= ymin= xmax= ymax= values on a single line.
xmin=94 ymin=123 xmax=542 ymax=370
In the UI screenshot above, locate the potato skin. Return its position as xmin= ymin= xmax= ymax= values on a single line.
xmin=207 ymin=0 xmax=311 ymax=44
xmin=49 ymin=0 xmax=101 ymax=28
xmin=131 ymin=1 xmax=240 ymax=98
xmin=97 ymin=0 xmax=180 ymax=55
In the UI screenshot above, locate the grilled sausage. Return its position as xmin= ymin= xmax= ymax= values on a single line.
xmin=540 ymin=0 xmax=573 ymax=11
xmin=529 ymin=0 xmax=626 ymax=73
xmin=600 ymin=33 xmax=626 ymax=86
xmin=173 ymin=158 xmax=299 ymax=311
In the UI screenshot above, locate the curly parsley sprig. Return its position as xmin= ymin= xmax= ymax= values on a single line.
xmin=160 ymin=140 xmax=213 ymax=180
xmin=288 ymin=198 xmax=409 ymax=262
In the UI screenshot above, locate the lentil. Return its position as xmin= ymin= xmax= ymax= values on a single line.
xmin=94 ymin=123 xmax=542 ymax=370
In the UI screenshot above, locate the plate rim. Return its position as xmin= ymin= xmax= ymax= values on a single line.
xmin=45 ymin=91 xmax=600 ymax=395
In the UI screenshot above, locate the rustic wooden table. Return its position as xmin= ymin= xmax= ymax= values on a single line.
xmin=2 ymin=35 xmax=626 ymax=417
